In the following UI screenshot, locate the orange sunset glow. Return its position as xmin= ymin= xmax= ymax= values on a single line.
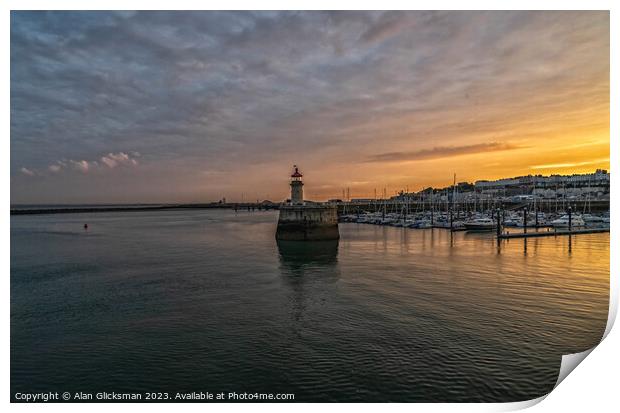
xmin=11 ymin=11 xmax=609 ymax=204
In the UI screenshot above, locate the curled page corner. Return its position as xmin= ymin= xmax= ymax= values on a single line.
xmin=548 ymin=270 xmax=618 ymax=393
xmin=497 ymin=394 xmax=548 ymax=411
xmin=603 ymin=279 xmax=618 ymax=340
xmin=554 ymin=347 xmax=595 ymax=389
xmin=550 ymin=275 xmax=619 ymax=389
xmin=500 ymin=348 xmax=598 ymax=412
xmin=526 ymin=292 xmax=616 ymax=407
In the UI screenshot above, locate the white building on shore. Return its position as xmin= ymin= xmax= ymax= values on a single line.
xmin=474 ymin=170 xmax=609 ymax=199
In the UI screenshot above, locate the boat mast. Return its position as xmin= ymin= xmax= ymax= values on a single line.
xmin=452 ymin=173 xmax=457 ymax=218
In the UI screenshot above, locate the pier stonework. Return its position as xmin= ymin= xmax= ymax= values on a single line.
xmin=276 ymin=166 xmax=340 ymax=241
xmin=276 ymin=204 xmax=339 ymax=240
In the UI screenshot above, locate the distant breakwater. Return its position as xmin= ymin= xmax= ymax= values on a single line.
xmin=11 ymin=203 xmax=280 ymax=216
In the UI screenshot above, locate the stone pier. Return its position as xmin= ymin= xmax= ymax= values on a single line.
xmin=275 ymin=165 xmax=339 ymax=241
xmin=276 ymin=204 xmax=339 ymax=241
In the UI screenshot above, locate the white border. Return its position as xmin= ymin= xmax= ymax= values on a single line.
xmin=3 ymin=1 xmax=616 ymax=412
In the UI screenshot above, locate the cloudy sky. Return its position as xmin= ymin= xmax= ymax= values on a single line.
xmin=11 ymin=11 xmax=609 ymax=204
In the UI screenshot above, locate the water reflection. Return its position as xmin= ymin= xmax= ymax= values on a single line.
xmin=277 ymin=240 xmax=340 ymax=327
xmin=496 ymin=235 xmax=573 ymax=256
xmin=10 ymin=210 xmax=609 ymax=402
xmin=276 ymin=240 xmax=339 ymax=273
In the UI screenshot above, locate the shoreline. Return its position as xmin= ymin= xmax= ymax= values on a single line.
xmin=10 ymin=203 xmax=279 ymax=216
xmin=11 ymin=199 xmax=610 ymax=216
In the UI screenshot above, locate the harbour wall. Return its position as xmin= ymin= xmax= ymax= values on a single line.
xmin=276 ymin=205 xmax=340 ymax=241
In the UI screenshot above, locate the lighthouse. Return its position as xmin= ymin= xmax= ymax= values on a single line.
xmin=290 ymin=165 xmax=304 ymax=204
xmin=276 ymin=164 xmax=339 ymax=241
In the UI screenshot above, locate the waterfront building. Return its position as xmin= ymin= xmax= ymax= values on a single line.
xmin=387 ymin=170 xmax=610 ymax=203
xmin=474 ymin=170 xmax=610 ymax=194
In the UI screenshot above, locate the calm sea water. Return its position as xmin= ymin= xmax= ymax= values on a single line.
xmin=11 ymin=209 xmax=609 ymax=402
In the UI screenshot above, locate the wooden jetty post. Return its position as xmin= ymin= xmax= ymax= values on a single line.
xmin=496 ymin=208 xmax=502 ymax=241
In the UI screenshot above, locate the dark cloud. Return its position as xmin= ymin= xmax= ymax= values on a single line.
xmin=367 ymin=142 xmax=526 ymax=162
xmin=359 ymin=11 xmax=420 ymax=44
xmin=10 ymin=11 xmax=609 ymax=203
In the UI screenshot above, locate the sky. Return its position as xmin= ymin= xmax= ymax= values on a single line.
xmin=10 ymin=11 xmax=609 ymax=204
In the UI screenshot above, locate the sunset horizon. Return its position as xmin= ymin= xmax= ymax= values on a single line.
xmin=9 ymin=166 xmax=611 ymax=205
xmin=11 ymin=11 xmax=609 ymax=204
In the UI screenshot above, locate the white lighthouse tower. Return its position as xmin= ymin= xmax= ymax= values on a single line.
xmin=276 ymin=164 xmax=339 ymax=241
xmin=290 ymin=165 xmax=304 ymax=205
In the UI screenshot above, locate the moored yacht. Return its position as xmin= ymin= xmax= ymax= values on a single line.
xmin=551 ymin=214 xmax=585 ymax=228
xmin=463 ymin=217 xmax=496 ymax=231
xmin=582 ymin=214 xmax=605 ymax=224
